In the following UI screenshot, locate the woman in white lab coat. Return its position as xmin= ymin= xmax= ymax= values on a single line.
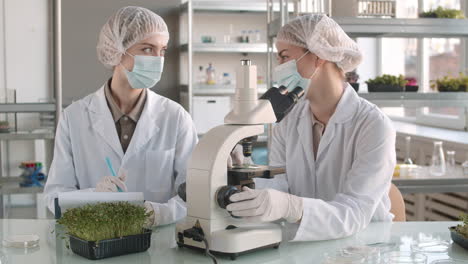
xmin=227 ymin=15 xmax=396 ymax=241
xmin=44 ymin=6 xmax=197 ymax=226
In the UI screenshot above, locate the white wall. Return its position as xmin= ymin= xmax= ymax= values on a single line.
xmin=61 ymin=0 xmax=180 ymax=105
xmin=0 ymin=0 xmax=51 ymax=178
xmin=0 ymin=0 xmax=51 ymax=208
xmin=356 ymin=38 xmax=377 ymax=91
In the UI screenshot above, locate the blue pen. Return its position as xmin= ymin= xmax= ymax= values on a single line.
xmin=105 ymin=157 xmax=123 ymax=192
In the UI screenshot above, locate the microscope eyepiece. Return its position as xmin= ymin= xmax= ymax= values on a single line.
xmin=278 ymin=85 xmax=288 ymax=95
xmin=259 ymin=86 xmax=305 ymax=123
xmin=289 ymin=87 xmax=305 ymax=101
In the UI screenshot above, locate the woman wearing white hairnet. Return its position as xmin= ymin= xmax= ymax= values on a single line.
xmin=44 ymin=6 xmax=197 ymax=227
xmin=227 ymin=15 xmax=396 ymax=241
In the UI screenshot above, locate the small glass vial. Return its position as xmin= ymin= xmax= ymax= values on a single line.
xmin=430 ymin=141 xmax=446 ymax=177
xmin=462 ymin=153 xmax=468 ymax=176
xmin=403 ymin=136 xmax=413 ymax=165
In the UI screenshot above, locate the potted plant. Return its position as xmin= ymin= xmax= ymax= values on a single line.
xmin=420 ymin=7 xmax=465 ymax=19
xmin=346 ymin=71 xmax=360 ymax=92
xmin=431 ymin=73 xmax=468 ymax=92
xmin=57 ymin=202 xmax=153 ymax=260
xmin=366 ymin=74 xmax=408 ymax=92
xmin=449 ymin=213 xmax=468 ymax=250
xmin=404 ymin=77 xmax=419 ymax=92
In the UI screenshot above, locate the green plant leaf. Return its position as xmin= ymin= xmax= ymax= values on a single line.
xmin=56 ymin=202 xmax=150 ymax=242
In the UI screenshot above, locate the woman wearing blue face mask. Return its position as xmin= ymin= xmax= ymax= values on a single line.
xmin=44 ymin=6 xmax=198 ymax=227
xmin=227 ymin=15 xmax=398 ymax=241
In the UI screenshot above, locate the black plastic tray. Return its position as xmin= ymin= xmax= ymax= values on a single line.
xmin=368 ymin=84 xmax=402 ymax=92
xmin=404 ymin=85 xmax=419 ymax=92
xmin=69 ymin=229 xmax=152 ymax=260
xmin=450 ymin=226 xmax=468 ymax=251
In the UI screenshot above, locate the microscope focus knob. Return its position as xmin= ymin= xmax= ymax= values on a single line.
xmin=216 ymin=185 xmax=240 ymax=209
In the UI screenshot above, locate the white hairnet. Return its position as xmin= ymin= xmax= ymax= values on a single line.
xmin=97 ymin=6 xmax=169 ymax=68
xmin=277 ymin=14 xmax=362 ymax=73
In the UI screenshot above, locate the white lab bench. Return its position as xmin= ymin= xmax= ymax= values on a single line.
xmin=0 ymin=219 xmax=467 ymax=263
xmin=392 ymin=167 xmax=468 ymax=194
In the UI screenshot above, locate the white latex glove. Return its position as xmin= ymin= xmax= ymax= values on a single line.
xmin=95 ymin=170 xmax=127 ymax=192
xmin=227 ymin=144 xmax=244 ymax=168
xmin=144 ymin=201 xmax=156 ymax=228
xmin=226 ymin=187 xmax=303 ymax=223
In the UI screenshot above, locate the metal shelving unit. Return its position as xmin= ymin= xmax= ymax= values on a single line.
xmin=0 ymin=103 xmax=56 ymax=113
xmin=0 ymin=131 xmax=54 ymax=141
xmin=181 ymin=0 xmax=294 ymax=13
xmin=266 ymin=1 xmax=468 ymax=129
xmin=358 ymin=92 xmax=468 ymax=108
xmin=180 ymin=43 xmax=268 ymax=54
xmin=268 ymin=17 xmax=468 ymax=38
xmin=179 ymin=0 xmax=271 ymax=115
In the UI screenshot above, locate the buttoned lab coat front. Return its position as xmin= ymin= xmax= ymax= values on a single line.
xmin=261 ymin=84 xmax=396 ymax=241
xmin=44 ymin=85 xmax=197 ymax=226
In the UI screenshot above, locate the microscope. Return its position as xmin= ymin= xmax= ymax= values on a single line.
xmin=176 ymin=59 xmax=304 ymax=260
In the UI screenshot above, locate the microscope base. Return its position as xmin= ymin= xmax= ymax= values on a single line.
xmin=176 ymin=221 xmax=282 ymax=260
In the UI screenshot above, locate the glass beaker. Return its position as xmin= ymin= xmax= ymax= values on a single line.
xmin=429 ymin=141 xmax=446 ymax=177
xmin=446 ymin=150 xmax=456 ymax=176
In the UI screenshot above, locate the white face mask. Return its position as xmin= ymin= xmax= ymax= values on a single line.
xmin=121 ymin=53 xmax=164 ymax=89
xmin=273 ymin=51 xmax=318 ymax=94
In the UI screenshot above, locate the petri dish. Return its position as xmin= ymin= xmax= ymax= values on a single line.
xmin=366 ymin=242 xmax=399 ymax=254
xmin=342 ymin=245 xmax=380 ymax=258
xmin=411 ymin=239 xmax=451 ymax=253
xmin=382 ymin=251 xmax=427 ymax=264
xmin=3 ymin=234 xmax=40 ymax=249
xmin=323 ymin=252 xmax=366 ymax=264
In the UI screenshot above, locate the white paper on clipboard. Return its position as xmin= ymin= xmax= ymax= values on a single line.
xmin=58 ymin=192 xmax=144 ymax=212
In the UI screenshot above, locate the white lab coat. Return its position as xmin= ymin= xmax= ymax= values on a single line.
xmin=260 ymin=84 xmax=396 ymax=241
xmin=44 ymin=85 xmax=198 ymax=226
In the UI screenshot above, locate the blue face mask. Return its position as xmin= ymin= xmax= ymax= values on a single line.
xmin=273 ymin=51 xmax=312 ymax=93
xmin=122 ymin=53 xmax=164 ymax=89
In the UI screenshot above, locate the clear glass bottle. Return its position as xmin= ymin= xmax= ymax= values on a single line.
xmin=223 ymin=24 xmax=233 ymax=43
xmin=403 ymin=136 xmax=413 ymax=165
xmin=197 ymin=66 xmax=205 ymax=84
xmin=254 ymin=29 xmax=261 ymax=43
xmin=206 ymin=63 xmax=216 ymax=85
xmin=446 ymin=150 xmax=456 ymax=175
xmin=222 ymin=73 xmax=231 ymax=85
xmin=429 ymin=141 xmax=446 ymax=177
xmin=462 ymin=152 xmax=468 ymax=176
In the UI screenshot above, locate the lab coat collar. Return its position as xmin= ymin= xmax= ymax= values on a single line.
xmin=87 ymin=85 xmax=163 ymax=159
xmin=88 ymin=86 xmax=124 ymax=158
xmin=124 ymin=89 xmax=162 ymax=156
xmin=296 ymin=112 xmax=316 ymax=176
xmin=298 ymin=83 xmax=360 ymax=124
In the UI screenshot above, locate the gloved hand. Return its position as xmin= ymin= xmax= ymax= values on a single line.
xmin=143 ymin=201 xmax=156 ymax=228
xmin=227 ymin=144 xmax=244 ymax=168
xmin=95 ymin=170 xmax=127 ymax=192
xmin=226 ymin=187 xmax=303 ymax=223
